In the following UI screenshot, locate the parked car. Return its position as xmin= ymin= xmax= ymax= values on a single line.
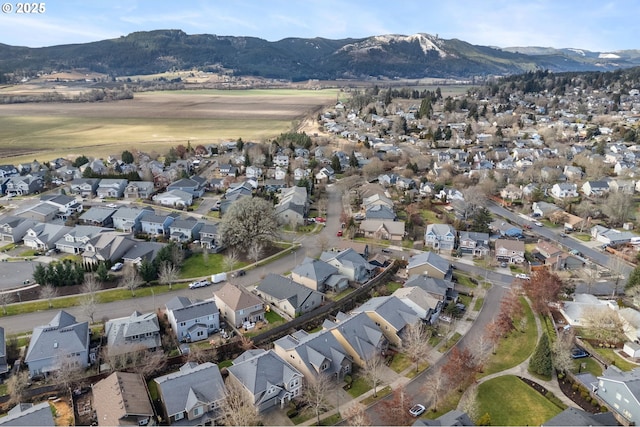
xmin=336 ymin=230 xmax=343 ymax=237
xmin=236 ymin=269 xmax=246 ymax=277
xmin=189 ymin=280 xmax=208 ymax=289
xmin=515 ymin=273 xmax=530 ymax=280
xmin=560 ymin=233 xmax=567 ymax=238
xmin=381 ymin=248 xmax=392 ymax=254
xmin=315 ymin=217 xmax=326 ymax=223
xmin=500 ymin=262 xmax=508 ymax=268
xmin=534 ymin=221 xmax=543 ymax=227
xmin=110 ymin=262 xmax=123 ymax=271
xmin=409 ymin=404 xmax=426 ymax=417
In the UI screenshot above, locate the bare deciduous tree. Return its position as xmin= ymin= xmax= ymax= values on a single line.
xmin=220 ymin=377 xmax=260 ymax=427
xmin=222 ymin=250 xmax=239 ymax=272
xmin=7 ymin=370 xmax=29 ymax=405
xmin=552 ymin=328 xmax=576 ymax=374
xmin=343 ymin=402 xmax=371 ymax=427
xmin=0 ymin=292 xmax=13 ymax=315
xmin=39 ymin=284 xmax=58 ymax=309
xmin=362 ymin=353 xmax=385 ymax=398
xmin=121 ymin=265 xmax=142 ymax=296
xmin=248 ymin=241 xmax=263 ymax=265
xmin=301 ymin=374 xmax=333 ymax=425
xmin=423 ymin=367 xmax=449 ymax=412
xmin=376 ymin=385 xmax=412 ymax=426
xmin=158 ymin=261 xmax=179 ymax=290
xmin=81 ymin=275 xmax=101 ymax=296
xmin=402 ymin=323 xmax=431 ymax=373
xmin=584 ymin=307 xmax=627 ymax=344
xmin=79 ymin=294 xmax=98 ymax=323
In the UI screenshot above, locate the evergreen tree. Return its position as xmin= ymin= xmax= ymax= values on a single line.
xmin=96 ymin=263 xmax=109 ymax=282
xmin=470 ymin=207 xmax=492 ymax=233
xmin=139 ymin=258 xmax=157 ymax=283
xmin=529 ymin=333 xmax=552 ymax=377
xmin=331 ymin=154 xmax=342 ymax=173
xmin=626 ymin=264 xmax=640 ymax=290
xmin=349 ymin=151 xmax=359 ymax=168
xmin=121 ymin=150 xmax=134 ymax=164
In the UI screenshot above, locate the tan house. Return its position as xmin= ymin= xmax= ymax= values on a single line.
xmin=358 ymin=219 xmax=405 ymax=241
xmin=92 ymin=371 xmax=155 ymax=426
xmin=495 ymin=239 xmax=525 ymax=264
xmin=213 ymin=283 xmax=265 ymax=329
xmin=351 ymin=296 xmax=419 ymax=347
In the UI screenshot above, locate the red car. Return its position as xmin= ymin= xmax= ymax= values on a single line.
xmin=336 ymin=230 xmax=343 ymax=237
xmin=315 ymin=217 xmax=326 ymax=223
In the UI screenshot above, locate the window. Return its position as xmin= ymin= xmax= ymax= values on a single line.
xmin=193 ymin=406 xmax=203 ymax=417
xmin=174 ymin=412 xmax=184 ymax=421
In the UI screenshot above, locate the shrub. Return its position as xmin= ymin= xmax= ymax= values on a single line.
xmin=572 ymin=383 xmax=579 ymax=391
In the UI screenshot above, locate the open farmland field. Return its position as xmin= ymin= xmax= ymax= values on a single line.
xmin=0 ymin=89 xmax=338 ymax=163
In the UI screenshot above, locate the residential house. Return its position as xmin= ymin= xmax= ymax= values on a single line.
xmin=315 ymin=166 xmax=335 ymax=183
xmin=405 ymin=251 xmax=452 ymax=280
xmin=112 ymin=207 xmax=153 ymax=232
xmin=24 ymin=311 xmax=89 ymax=377
xmin=165 ymin=297 xmax=220 ymax=343
xmin=290 ymin=257 xmax=347 ymax=293
xmin=245 ymin=165 xmax=263 ymax=179
xmin=532 ymin=201 xmax=562 ymax=218
xmin=500 ymin=184 xmax=523 ymax=200
xmin=609 ymin=178 xmax=635 ymax=194
xmin=595 ymin=365 xmax=640 ymax=425
xmin=591 ymin=225 xmax=637 ymax=246
xmin=362 ymin=193 xmax=393 ymax=211
xmin=123 ymin=181 xmax=155 ymax=200
xmin=424 ymin=223 xmax=457 ymax=251
xmin=273 ymin=155 xmax=290 ymax=167
xmin=323 ymin=311 xmax=388 ymax=367
xmin=82 ymin=158 xmax=107 ymax=175
xmin=227 ymin=349 xmax=304 ymax=412
xmin=582 ymin=180 xmax=610 ymax=197
xmin=39 ymin=194 xmax=83 ymax=219
xmin=104 ymin=311 xmax=161 ymax=358
xmin=359 ymin=219 xmax=405 ymax=241
xmin=213 ymin=283 xmax=265 ymax=329
xmin=392 ymin=286 xmax=443 ymax=325
xmin=140 ymin=212 xmax=177 ymax=236
xmin=563 ymin=165 xmax=584 ymax=181
xmin=199 ymin=223 xmax=223 ymax=252
xmin=168 ymin=176 xmax=207 ymax=197
xmin=0 ymin=402 xmax=56 ymax=426
xmin=81 ymin=231 xmax=136 ymax=265
xmin=54 ymin=225 xmax=112 ymax=254
xmin=79 ymin=206 xmax=116 ymax=228
xmin=273 ymin=328 xmax=352 ymax=382
xmin=351 ymin=296 xmax=420 ymax=347
xmin=320 ymin=248 xmax=375 ymax=283
xmin=0 ymin=165 xmax=18 ymax=178
xmin=153 ymin=189 xmax=194 ymax=207
xmin=255 ymin=274 xmax=324 ymax=318
xmin=23 ymin=223 xmax=72 ymax=251
xmin=154 ymin=362 xmax=226 ymax=426
xmin=274 ymin=186 xmax=308 ymax=226
xmin=413 ymin=410 xmax=475 ymax=426
xmin=403 ymin=274 xmax=457 ymax=305
xmin=69 ymin=178 xmax=100 ymax=197
xmin=0 ymin=326 xmax=7 ymax=375
xmin=551 ymin=183 xmax=579 ymax=199
xmin=0 ymin=215 xmax=38 ymax=243
xmin=96 ymin=179 xmax=127 ymax=198
xmin=458 ymin=231 xmax=490 ymax=256
xmin=18 ymin=202 xmax=59 ymax=223
xmin=490 ymin=220 xmax=524 ymax=238
xmin=495 ymin=239 xmax=526 ymax=264
xmin=364 ymin=204 xmax=396 ymax=221
xmin=543 ymin=407 xmax=617 ymax=427
xmin=563 ymin=213 xmax=587 ymax=232
xmin=92 ymin=371 xmax=155 ymax=427
xmin=169 ymin=218 xmax=203 ymax=242
xmin=121 ymin=241 xmax=165 ymax=267
xmin=559 ymin=294 xmax=617 ymax=326
xmin=6 ymin=175 xmax=44 ymax=196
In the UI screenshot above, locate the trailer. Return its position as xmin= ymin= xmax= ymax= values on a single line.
xmin=211 ymin=272 xmax=227 ymax=284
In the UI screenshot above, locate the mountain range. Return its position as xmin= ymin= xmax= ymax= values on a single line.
xmin=1 ymin=29 xmax=639 ymax=81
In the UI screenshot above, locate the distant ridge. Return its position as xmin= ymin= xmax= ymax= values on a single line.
xmin=1 ymin=29 xmax=639 ymax=81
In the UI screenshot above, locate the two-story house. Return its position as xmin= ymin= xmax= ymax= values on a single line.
xmin=351 ymin=296 xmax=420 ymax=347
xmin=96 ymin=179 xmax=128 ymax=198
xmin=458 ymin=231 xmax=490 ymax=256
xmin=139 ymin=212 xmax=177 ymax=236
xmin=227 ymin=349 xmax=304 ymax=412
xmin=69 ymin=178 xmax=101 ymax=197
xmin=213 ymin=283 xmax=264 ymax=329
xmin=199 ymin=223 xmax=223 ymax=252
xmin=255 ymin=274 xmax=324 ymax=318
xmin=165 ymin=296 xmax=220 ymax=343
xmin=154 ymin=362 xmax=226 ymax=425
xmin=54 ymin=225 xmax=112 ymax=254
xmin=595 ymin=366 xmax=640 ymax=425
xmin=92 ymin=372 xmax=155 ymax=427
xmin=495 ymin=239 xmax=526 ymax=264
xmin=290 ymin=257 xmax=347 ymax=293
xmin=424 ymin=223 xmax=457 ymax=251
xmin=123 ymin=181 xmax=155 ymax=200
xmin=405 ymin=251 xmax=453 ymax=280
xmin=323 ymin=311 xmax=388 ymax=367
xmin=0 ymin=215 xmax=38 ymax=243
xmin=5 ymin=175 xmax=43 ymax=196
xmin=551 ymin=182 xmax=579 ymax=199
xmin=319 ymin=248 xmax=375 ymax=284
xmin=104 ymin=311 xmax=161 ymax=358
xmin=111 ymin=206 xmax=153 ymax=232
xmin=169 ymin=218 xmax=203 ymax=242
xmin=166 ymin=176 xmax=207 ymax=198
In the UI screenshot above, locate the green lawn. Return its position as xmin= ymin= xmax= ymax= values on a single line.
xmin=438 ymin=332 xmax=462 ymax=353
xmin=386 ymin=281 xmax=403 ymax=293
xmin=265 ymin=310 xmax=284 ymax=324
xmin=179 ymin=253 xmax=234 ymax=279
xmin=346 ymin=376 xmax=372 ymax=398
xmin=573 ymin=357 xmax=602 ymax=376
xmin=482 ymin=297 xmax=537 ymax=376
xmin=476 ymin=376 xmax=563 ymax=426
xmin=453 ymin=273 xmax=477 ymax=289
xmin=388 ymin=352 xmax=411 ymax=373
xmin=593 ymin=348 xmax=639 ymax=371
xmin=473 ymin=297 xmax=484 ymax=311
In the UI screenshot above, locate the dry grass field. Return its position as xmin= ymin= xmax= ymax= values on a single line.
xmin=0 ymin=89 xmax=338 ymax=163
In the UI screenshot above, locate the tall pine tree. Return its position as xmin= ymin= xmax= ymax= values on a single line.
xmin=529 ymin=333 xmax=552 ymax=377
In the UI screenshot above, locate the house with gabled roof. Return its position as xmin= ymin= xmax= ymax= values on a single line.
xmin=359 ymin=219 xmax=405 ymax=241
xmin=291 ymin=257 xmax=345 ymax=293
xmin=322 ymin=311 xmax=388 ymax=367
xmin=140 ymin=212 xmax=177 ymax=236
xmin=582 ymin=180 xmax=610 ymax=197
xmin=104 ymin=311 xmax=161 ymax=358
xmin=154 ymin=362 xmax=226 ymax=426
xmin=227 ymin=349 xmax=304 ymax=412
xmin=365 ymin=204 xmax=396 ymax=221
xmin=199 ymin=223 xmax=223 ymax=252
xmin=405 ymin=251 xmax=452 ymax=280
xmin=54 ymin=225 xmax=112 ymax=254
xmin=18 ymin=201 xmax=59 ymax=223
xmin=458 ymin=231 xmax=490 ymax=256
xmin=213 ymin=283 xmax=265 ymax=329
xmin=167 ymin=176 xmax=206 ymax=197
xmin=0 ymin=215 xmax=38 ymax=243
xmin=79 ymin=206 xmax=116 ymax=227
xmin=23 ymin=223 xmax=72 ymax=251
xmin=124 ymin=181 xmax=155 ymax=200
xmin=112 ymin=206 xmax=153 ymax=232
xmin=255 ymin=274 xmax=324 ymax=318
xmin=425 ymin=223 xmax=457 ymax=251
xmin=495 ymin=239 xmax=526 ymax=264
xmin=594 ymin=365 xmax=640 ymax=425
xmin=96 ymin=178 xmax=127 ymax=198
xmin=153 ymin=189 xmax=194 ymax=208
xmin=0 ymin=402 xmax=55 ymax=426
xmin=165 ymin=296 xmax=220 ymax=343
xmin=69 ymin=178 xmax=101 ymax=197
xmin=25 ymin=311 xmax=90 ymax=377
xmin=169 ymin=218 xmax=203 ymax=242
xmin=81 ymin=231 xmax=136 ymax=265
xmin=350 ymin=296 xmax=419 ymax=347
xmin=92 ymin=371 xmax=155 ymax=427
xmin=273 ymin=328 xmax=352 ymax=383
xmin=0 ymin=165 xmax=18 ymax=178
xmin=543 ymin=406 xmax=617 ymax=426
xmin=403 ymin=274 xmax=458 ymax=304
xmin=320 ymin=248 xmax=375 ymax=283
xmin=392 ymin=286 xmax=443 ymax=325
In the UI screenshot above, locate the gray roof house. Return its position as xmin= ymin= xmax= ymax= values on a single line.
xmin=406 ymin=251 xmax=452 ymax=280
xmin=54 ymin=225 xmax=112 ymax=254
xmin=140 ymin=212 xmax=177 ymax=236
xmin=392 ymin=286 xmax=443 ymax=325
xmin=0 ymin=215 xmax=38 ymax=243
xmin=213 ymin=283 xmax=265 ymax=329
xmin=79 ymin=206 xmax=117 ymax=227
xmin=24 ymin=311 xmax=90 ymax=377
xmin=458 ymin=231 xmax=490 ymax=256
xmin=290 ymin=257 xmax=346 ymax=293
xmin=0 ymin=326 xmax=7 ymax=375
xmin=425 ymin=223 xmax=457 ymax=251
xmin=124 ymin=181 xmax=155 ymax=200
xmin=199 ymin=223 xmax=223 ymax=252
xmin=121 ymin=241 xmax=166 ymax=267
xmin=595 ymin=365 xmax=640 ymax=425
xmin=255 ymin=274 xmax=324 ymax=318
xmin=92 ymin=371 xmax=155 ymax=427
xmin=153 ymin=189 xmax=194 ymax=208
xmin=365 ymin=204 xmax=397 ymax=220
xmin=351 ymin=296 xmax=420 ymax=347
xmin=23 ymin=223 xmax=72 ymax=251
xmin=165 ymin=297 xmax=220 ymax=343
xmin=81 ymin=231 xmax=136 ymax=265
xmin=0 ymin=402 xmax=56 ymax=426
xmin=404 ymin=274 xmax=458 ymax=303
xmin=543 ymin=406 xmax=617 ymax=426
xmin=96 ymin=178 xmax=127 ymax=198
xmin=323 ymin=311 xmax=388 ymax=368
xmin=154 ymin=362 xmax=226 ymax=426
xmin=169 ymin=218 xmax=203 ymax=242
xmin=5 ymin=175 xmax=44 ymax=196
xmin=167 ymin=177 xmax=207 ymax=197
xmin=227 ymin=349 xmax=304 ymax=413
xmin=273 ymin=328 xmax=352 ymax=383
xmin=112 ymin=206 xmax=153 ymax=232
xmin=69 ymin=178 xmax=101 ymax=197
xmin=104 ymin=311 xmax=161 ymax=357
xmin=320 ymin=248 xmax=375 ymax=283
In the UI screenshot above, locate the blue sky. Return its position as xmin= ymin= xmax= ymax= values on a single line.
xmin=1 ymin=0 xmax=638 ymax=52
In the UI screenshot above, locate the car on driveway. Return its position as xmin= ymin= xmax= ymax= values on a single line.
xmin=110 ymin=262 xmax=123 ymax=271
xmin=409 ymin=404 xmax=426 ymax=417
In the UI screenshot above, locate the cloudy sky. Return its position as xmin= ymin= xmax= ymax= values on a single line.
xmin=0 ymin=0 xmax=637 ymax=52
